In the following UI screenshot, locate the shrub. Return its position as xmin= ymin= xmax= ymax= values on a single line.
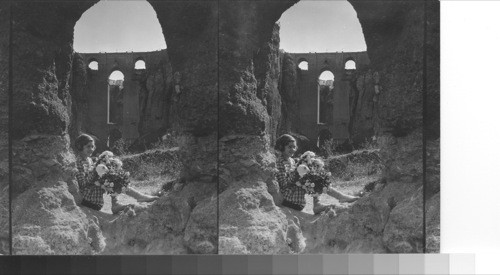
xmin=112 ymin=138 xmax=133 ymax=156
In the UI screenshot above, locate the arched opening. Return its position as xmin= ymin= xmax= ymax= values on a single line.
xmin=298 ymin=60 xmax=309 ymax=71
xmin=108 ymin=70 xmax=125 ymax=125
xmin=345 ymin=59 xmax=356 ymax=70
xmin=88 ymin=60 xmax=99 ymax=71
xmin=72 ymin=0 xmax=168 ymax=148
xmin=74 ymin=1 xmax=166 ymax=53
xmin=277 ymin=0 xmax=366 ymax=142
xmin=318 ymin=70 xmax=334 ymax=124
xmin=277 ymin=1 xmax=366 ymax=52
xmin=134 ymin=59 xmax=146 ymax=70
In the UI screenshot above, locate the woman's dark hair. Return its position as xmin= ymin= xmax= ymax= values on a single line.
xmin=75 ymin=134 xmax=94 ymax=151
xmin=275 ymin=134 xmax=296 ymax=152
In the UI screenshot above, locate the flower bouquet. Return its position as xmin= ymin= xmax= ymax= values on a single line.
xmin=294 ymin=151 xmax=332 ymax=197
xmin=91 ymin=151 xmax=130 ymax=196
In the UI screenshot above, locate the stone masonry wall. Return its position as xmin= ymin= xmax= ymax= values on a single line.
xmin=71 ymin=50 xmax=172 ymax=152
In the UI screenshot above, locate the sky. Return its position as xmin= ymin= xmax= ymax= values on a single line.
xmin=74 ymin=0 xmax=365 ymax=54
xmin=73 ymin=0 xmax=167 ymax=53
xmin=278 ymin=0 xmax=366 ymax=53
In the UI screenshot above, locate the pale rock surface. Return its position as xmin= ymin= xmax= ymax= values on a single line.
xmin=219 ymin=182 xmax=290 ymax=254
xmin=12 ymin=181 xmax=104 ymax=255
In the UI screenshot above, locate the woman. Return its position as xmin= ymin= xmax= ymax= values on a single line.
xmin=75 ymin=134 xmax=158 ymax=214
xmin=275 ymin=134 xmax=358 ymax=214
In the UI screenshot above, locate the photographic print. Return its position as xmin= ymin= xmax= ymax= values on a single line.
xmin=10 ymin=0 xmax=218 ymax=255
xmin=5 ymin=0 xmax=439 ymax=257
xmin=218 ymin=0 xmax=439 ymax=254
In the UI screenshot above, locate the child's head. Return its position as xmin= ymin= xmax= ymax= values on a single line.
xmin=109 ymin=158 xmax=123 ymax=170
xmin=311 ymin=158 xmax=325 ymax=171
xmin=75 ymin=134 xmax=95 ymax=156
xmin=99 ymin=150 xmax=114 ymax=159
xmin=275 ymin=134 xmax=297 ymax=157
xmin=300 ymin=151 xmax=316 ymax=162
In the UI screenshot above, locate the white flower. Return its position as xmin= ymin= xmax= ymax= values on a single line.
xmin=297 ymin=164 xmax=310 ymax=177
xmin=310 ymin=183 xmax=315 ymax=188
xmin=109 ymin=182 xmax=114 ymax=188
xmin=96 ymin=164 xmax=109 ymax=177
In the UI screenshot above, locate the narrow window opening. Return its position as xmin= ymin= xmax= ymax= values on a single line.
xmin=108 ymin=70 xmax=125 ymax=125
xmin=318 ymin=71 xmax=334 ymax=124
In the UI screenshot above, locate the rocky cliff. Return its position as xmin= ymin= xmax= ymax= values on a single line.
xmin=0 ymin=2 xmax=10 ymax=255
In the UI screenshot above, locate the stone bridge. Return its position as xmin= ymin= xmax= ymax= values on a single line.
xmin=288 ymin=51 xmax=370 ymax=146
xmin=73 ymin=50 xmax=171 ymax=151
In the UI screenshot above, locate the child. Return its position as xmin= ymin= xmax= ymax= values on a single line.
xmin=310 ymin=158 xmax=325 ymax=173
xmin=275 ymin=134 xmax=358 ymax=214
xmin=75 ymin=134 xmax=159 ymax=214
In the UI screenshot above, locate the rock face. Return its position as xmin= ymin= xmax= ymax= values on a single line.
xmin=350 ymin=1 xmax=427 ymax=137
xmin=425 ymin=1 xmax=440 ymax=253
xmin=349 ymin=69 xmax=380 ymax=144
xmin=217 ymin=1 xmax=296 ymax=254
xmin=12 ymin=181 xmax=105 ymax=255
xmin=425 ymin=138 xmax=440 ymax=253
xmin=219 ymin=182 xmax=290 ymax=254
xmin=256 ymin=25 xmax=283 ymax=147
xmin=137 ymin=56 xmax=172 ymax=139
xmin=277 ymin=52 xmax=299 ymax=136
xmin=11 ymin=135 xmax=105 ymax=255
xmin=0 ymin=2 xmax=10 ymax=255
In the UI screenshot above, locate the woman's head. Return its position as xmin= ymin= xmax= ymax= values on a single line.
xmin=275 ymin=134 xmax=297 ymax=157
xmin=75 ymin=134 xmax=95 ymax=157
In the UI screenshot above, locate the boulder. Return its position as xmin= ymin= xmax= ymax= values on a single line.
xmin=218 ymin=183 xmax=290 ymax=254
xmin=183 ymin=196 xmax=218 ymax=254
xmin=425 ymin=193 xmax=440 ymax=253
xmin=101 ymin=179 xmax=217 ymax=255
xmin=100 ymin=195 xmax=191 ymax=255
xmin=12 ymin=181 xmax=104 ymax=255
xmin=383 ymin=190 xmax=423 ymax=252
